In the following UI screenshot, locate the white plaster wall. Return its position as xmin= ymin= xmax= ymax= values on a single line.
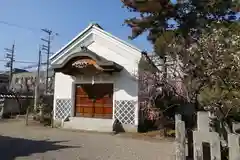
xmin=53 ymin=72 xmax=74 ymax=119
xmin=114 ymin=70 xmax=139 ymax=126
xmin=54 ymin=72 xmax=74 ymax=99
xmin=114 ymin=71 xmax=138 ymax=100
xmin=75 ymin=74 xmax=113 ymax=84
xmin=92 ymin=34 xmax=141 ymax=68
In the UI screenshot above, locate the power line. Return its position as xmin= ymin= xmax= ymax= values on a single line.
xmin=0 ymin=20 xmax=59 ymax=36
xmin=0 ymin=59 xmax=37 ymax=64
xmin=0 ymin=20 xmax=59 ymax=73
xmin=0 ymin=20 xmax=40 ymax=33
xmin=0 ymin=60 xmax=47 ymax=70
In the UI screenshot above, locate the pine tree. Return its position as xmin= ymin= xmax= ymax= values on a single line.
xmin=121 ymin=0 xmax=239 ymax=55
xmin=121 ymin=0 xmax=240 ymax=147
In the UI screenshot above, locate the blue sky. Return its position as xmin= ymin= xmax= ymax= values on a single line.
xmin=0 ymin=0 xmax=153 ymax=70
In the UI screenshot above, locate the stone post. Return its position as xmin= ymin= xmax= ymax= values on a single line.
xmin=197 ymin=111 xmax=209 ymax=132
xmin=232 ymin=122 xmax=240 ymax=134
xmin=193 ymin=112 xmax=221 ymax=160
xmin=193 ymin=131 xmax=221 ymax=160
xmin=228 ymin=133 xmax=240 ymax=160
xmin=175 ymin=114 xmax=186 ymax=160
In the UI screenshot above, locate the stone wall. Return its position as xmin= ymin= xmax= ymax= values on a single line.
xmin=175 ymin=112 xmax=240 ymax=160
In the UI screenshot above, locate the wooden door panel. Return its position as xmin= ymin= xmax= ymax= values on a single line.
xmin=75 ymin=83 xmax=113 ymax=119
xmin=76 ymin=94 xmax=89 ymax=98
xmin=83 ymin=107 xmax=94 ymax=114
xmin=76 ymin=86 xmax=86 ymax=92
xmin=77 ymin=105 xmax=92 ymax=108
xmin=75 ymin=97 xmax=81 ymax=104
xmin=78 ymin=97 xmax=93 ymax=104
xmin=103 ymin=104 xmax=112 ymax=108
xmin=95 ymin=99 xmax=104 ymax=103
xmin=103 ymin=107 xmax=112 ymax=114
xmin=79 ymin=107 xmax=84 ymax=113
xmin=94 ymin=103 xmax=103 ymax=107
xmin=94 ymin=108 xmax=104 ymax=113
xmin=75 ymin=107 xmax=81 ymax=113
xmin=103 ymin=99 xmax=113 ymax=105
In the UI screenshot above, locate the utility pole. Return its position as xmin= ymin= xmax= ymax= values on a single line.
xmin=4 ymin=43 xmax=15 ymax=89
xmin=41 ymin=29 xmax=52 ymax=94
xmin=34 ymin=48 xmax=41 ymax=111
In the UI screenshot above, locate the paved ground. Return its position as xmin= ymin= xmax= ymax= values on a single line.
xmin=0 ymin=120 xmax=175 ymax=160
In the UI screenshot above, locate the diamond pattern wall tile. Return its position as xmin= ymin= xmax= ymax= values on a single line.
xmin=55 ymin=99 xmax=72 ymax=120
xmin=114 ymin=100 xmax=136 ymax=125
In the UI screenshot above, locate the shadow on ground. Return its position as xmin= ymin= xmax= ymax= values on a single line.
xmin=0 ymin=135 xmax=80 ymax=160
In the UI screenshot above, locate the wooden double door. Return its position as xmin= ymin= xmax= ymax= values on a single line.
xmin=75 ymin=83 xmax=113 ymax=119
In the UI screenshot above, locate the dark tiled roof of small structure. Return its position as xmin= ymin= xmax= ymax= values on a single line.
xmin=12 ymin=70 xmax=54 ymax=78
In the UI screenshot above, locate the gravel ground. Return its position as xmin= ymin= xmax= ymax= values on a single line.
xmin=0 ymin=120 xmax=175 ymax=160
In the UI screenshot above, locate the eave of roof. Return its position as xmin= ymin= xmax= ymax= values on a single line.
xmin=50 ymin=23 xmax=143 ymax=62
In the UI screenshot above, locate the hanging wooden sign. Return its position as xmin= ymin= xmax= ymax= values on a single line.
xmin=72 ymin=59 xmax=96 ymax=68
xmin=72 ymin=58 xmax=104 ymax=71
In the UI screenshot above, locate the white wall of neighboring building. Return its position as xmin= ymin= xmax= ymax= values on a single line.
xmin=149 ymin=54 xmax=184 ymax=80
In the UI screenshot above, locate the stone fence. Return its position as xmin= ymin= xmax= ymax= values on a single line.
xmin=175 ymin=111 xmax=240 ymax=160
xmin=0 ymin=94 xmax=53 ymax=118
xmin=0 ymin=95 xmax=34 ymax=118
